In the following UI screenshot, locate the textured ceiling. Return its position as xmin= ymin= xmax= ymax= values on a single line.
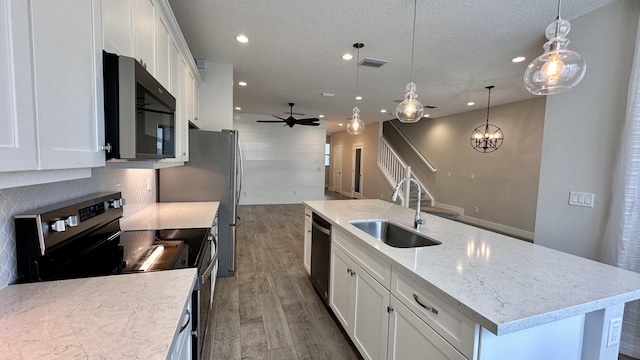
xmin=167 ymin=0 xmax=617 ymax=133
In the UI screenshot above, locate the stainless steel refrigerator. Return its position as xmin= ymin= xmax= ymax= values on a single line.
xmin=158 ymin=129 xmax=242 ymax=277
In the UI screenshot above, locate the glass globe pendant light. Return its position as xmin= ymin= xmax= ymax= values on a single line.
xmin=347 ymin=43 xmax=365 ymax=135
xmin=523 ymin=0 xmax=586 ymax=95
xmin=396 ymin=0 xmax=424 ymax=123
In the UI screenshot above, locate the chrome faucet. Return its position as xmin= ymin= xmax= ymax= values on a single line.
xmin=391 ymin=177 xmax=425 ymax=230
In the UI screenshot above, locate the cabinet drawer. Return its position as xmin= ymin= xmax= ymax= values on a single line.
xmin=304 ymin=207 xmax=312 ymax=224
xmin=391 ymin=271 xmax=477 ymax=359
xmin=333 ymin=228 xmax=391 ymax=289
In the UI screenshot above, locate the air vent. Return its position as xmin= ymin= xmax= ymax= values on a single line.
xmin=360 ymin=57 xmax=388 ymax=68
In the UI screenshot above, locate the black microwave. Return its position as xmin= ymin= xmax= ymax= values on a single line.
xmin=103 ymin=51 xmax=176 ymax=160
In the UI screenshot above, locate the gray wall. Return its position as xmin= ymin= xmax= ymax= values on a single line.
xmin=330 ymin=123 xmax=395 ymax=202
xmin=389 ymin=97 xmax=546 ymax=234
xmin=534 ymin=0 xmax=640 ymax=261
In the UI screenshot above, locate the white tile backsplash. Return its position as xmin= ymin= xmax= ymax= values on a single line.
xmin=0 ymin=167 xmax=157 ymax=288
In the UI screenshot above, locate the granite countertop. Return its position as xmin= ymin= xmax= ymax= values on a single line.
xmin=0 ymin=268 xmax=197 ymax=359
xmin=304 ymin=199 xmax=640 ymax=336
xmin=120 ymin=202 xmax=219 ymax=231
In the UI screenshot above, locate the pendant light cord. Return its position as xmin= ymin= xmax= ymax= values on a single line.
xmin=355 ymin=46 xmax=360 ymax=104
xmin=556 ymin=0 xmax=562 ymax=20
xmin=409 ymin=0 xmax=417 ymax=83
xmin=485 ymin=86 xmax=493 ymax=132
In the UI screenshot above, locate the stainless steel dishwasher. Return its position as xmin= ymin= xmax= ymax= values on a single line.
xmin=310 ymin=212 xmax=331 ymax=305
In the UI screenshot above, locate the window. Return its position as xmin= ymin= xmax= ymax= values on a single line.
xmin=325 ymin=143 xmax=330 ymax=166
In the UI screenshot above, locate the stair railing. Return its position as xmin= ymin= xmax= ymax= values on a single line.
xmin=378 ymin=136 xmax=434 ymax=206
xmin=387 ymin=120 xmax=436 ymax=173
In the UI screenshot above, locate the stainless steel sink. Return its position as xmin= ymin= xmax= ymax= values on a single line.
xmin=349 ymin=220 xmax=441 ymax=248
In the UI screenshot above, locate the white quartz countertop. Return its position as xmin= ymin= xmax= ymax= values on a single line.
xmin=120 ymin=202 xmax=219 ymax=231
xmin=304 ymin=199 xmax=640 ymax=336
xmin=0 ymin=268 xmax=197 ymax=359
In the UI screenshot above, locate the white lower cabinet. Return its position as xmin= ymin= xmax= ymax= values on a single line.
xmin=169 ymin=287 xmax=193 ymax=360
xmin=303 ymin=208 xmax=312 ymax=275
xmin=328 ymin=226 xmax=475 ymax=360
xmin=387 ymin=296 xmax=466 ymax=360
xmin=330 ymin=245 xmax=390 ymax=360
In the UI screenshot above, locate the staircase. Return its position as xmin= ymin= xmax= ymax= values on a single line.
xmin=378 ymin=134 xmax=460 ymax=221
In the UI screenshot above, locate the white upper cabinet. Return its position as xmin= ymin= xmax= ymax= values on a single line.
xmin=30 ymin=0 xmax=106 ymax=170
xmin=133 ymin=0 xmax=155 ymax=75
xmin=102 ymin=0 xmax=133 ymax=56
xmin=155 ymin=8 xmax=170 ymax=89
xmin=0 ymin=0 xmax=37 ymax=172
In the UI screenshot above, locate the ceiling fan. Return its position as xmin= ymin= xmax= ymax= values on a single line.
xmin=256 ymin=103 xmax=320 ymax=127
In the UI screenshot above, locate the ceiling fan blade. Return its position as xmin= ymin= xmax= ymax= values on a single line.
xmin=299 ymin=123 xmax=320 ymax=126
xmin=296 ymin=118 xmax=319 ymax=122
xmin=256 ymin=120 xmax=285 ymax=123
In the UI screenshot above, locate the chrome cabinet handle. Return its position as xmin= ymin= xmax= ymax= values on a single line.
xmin=179 ymin=309 xmax=191 ymax=333
xmin=413 ymin=294 xmax=438 ymax=315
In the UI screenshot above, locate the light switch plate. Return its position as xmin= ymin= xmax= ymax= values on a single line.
xmin=569 ymin=191 xmax=595 ymax=208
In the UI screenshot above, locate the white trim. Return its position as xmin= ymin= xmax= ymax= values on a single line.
xmin=433 ymin=202 xmax=465 ymax=216
xmin=458 ymin=215 xmax=534 ymax=241
xmin=340 ymin=190 xmax=352 ymax=198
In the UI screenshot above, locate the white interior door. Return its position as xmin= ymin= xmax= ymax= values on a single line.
xmin=333 ymin=145 xmax=343 ymax=193
xmin=352 ymin=143 xmax=363 ymax=198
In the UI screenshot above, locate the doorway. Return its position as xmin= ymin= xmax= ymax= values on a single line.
xmin=333 ymin=145 xmax=343 ymax=194
xmin=352 ymin=143 xmax=363 ymax=198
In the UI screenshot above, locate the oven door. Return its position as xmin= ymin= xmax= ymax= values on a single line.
xmin=193 ymin=231 xmax=217 ymax=360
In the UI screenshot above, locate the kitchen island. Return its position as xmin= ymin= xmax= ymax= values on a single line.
xmin=0 ymin=268 xmax=197 ymax=359
xmin=304 ymin=199 xmax=640 ymax=360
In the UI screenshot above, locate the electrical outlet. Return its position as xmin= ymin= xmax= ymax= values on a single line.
xmin=474 ymin=206 xmax=479 ymax=214
xmin=471 ymin=173 xmax=475 ymax=180
xmin=607 ymin=317 xmax=622 ymax=347
xmin=146 ymin=178 xmax=152 ymax=192
xmin=448 ymin=172 xmax=451 ymax=178
xmin=293 ymin=190 xmax=296 ymax=195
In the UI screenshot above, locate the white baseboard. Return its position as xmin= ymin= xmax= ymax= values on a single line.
xmin=459 ymin=215 xmax=534 ymax=241
xmin=433 ymin=202 xmax=465 ymax=216
xmin=340 ymin=190 xmax=352 ymax=197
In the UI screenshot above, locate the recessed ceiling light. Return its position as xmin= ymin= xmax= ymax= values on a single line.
xmin=235 ymin=34 xmax=249 ymax=43
xmin=238 ymin=81 xmax=247 ymax=86
xmin=319 ymin=115 xmax=325 ymax=118
xmin=467 ymin=102 xmax=475 ymax=106
xmin=355 ymin=96 xmax=362 ymax=100
xmin=512 ymin=56 xmax=526 ymax=63
xmin=342 ymin=53 xmax=353 ymax=60
xmin=380 ymin=109 xmax=387 ymax=113
xmin=235 ymin=107 xmax=241 ymax=111
xmin=338 ymin=123 xmax=344 ymax=126
xmin=424 ymin=114 xmax=430 ymax=117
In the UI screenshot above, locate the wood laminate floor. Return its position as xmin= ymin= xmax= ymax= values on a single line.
xmin=202 ymin=203 xmax=361 ymax=360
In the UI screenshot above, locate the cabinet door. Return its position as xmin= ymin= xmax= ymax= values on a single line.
xmin=133 ymin=0 xmax=155 ymax=74
xmin=185 ymin=66 xmax=195 ymax=125
xmin=192 ymin=79 xmax=199 ymax=124
xmin=388 ymin=297 xmax=467 ymax=360
xmin=352 ymin=267 xmax=390 ymax=360
xmin=330 ymin=246 xmax=354 ymax=333
xmin=303 ymin=209 xmax=312 ymax=274
xmin=154 ymin=7 xmax=170 ymax=89
xmin=102 ymin=0 xmax=133 ymax=56
xmin=170 ymin=295 xmax=193 ymax=360
xmin=31 ymin=0 xmax=105 ymax=169
xmin=167 ymin=38 xmax=188 ymax=161
xmin=0 ymin=0 xmax=37 ymax=171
